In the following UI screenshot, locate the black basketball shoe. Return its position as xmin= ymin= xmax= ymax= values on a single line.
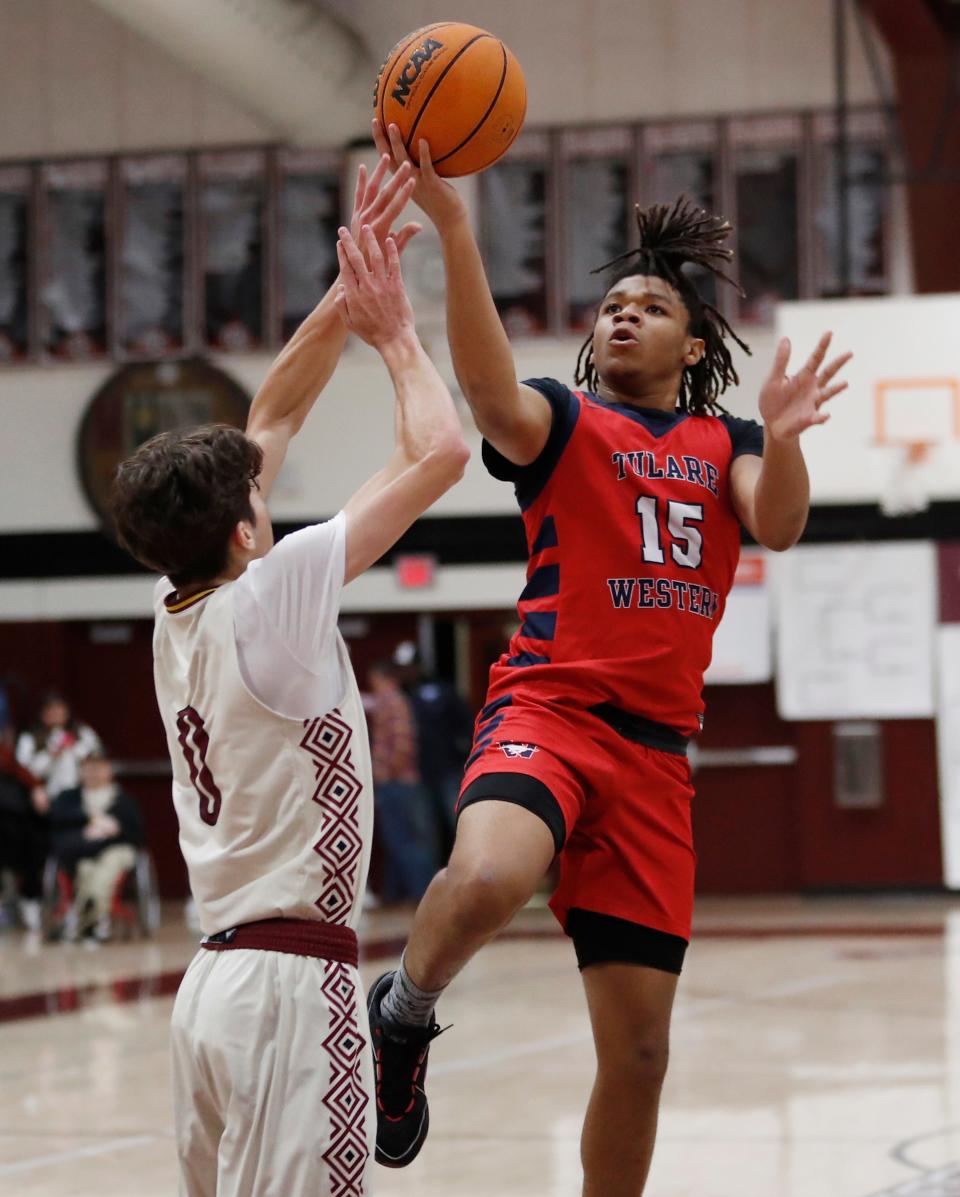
xmin=367 ymin=970 xmax=445 ymax=1168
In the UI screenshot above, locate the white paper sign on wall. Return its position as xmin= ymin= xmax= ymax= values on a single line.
xmin=775 ymin=542 xmax=936 ymax=720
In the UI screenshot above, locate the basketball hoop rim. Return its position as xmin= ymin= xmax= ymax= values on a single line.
xmin=870 ymin=437 xmax=938 ymax=455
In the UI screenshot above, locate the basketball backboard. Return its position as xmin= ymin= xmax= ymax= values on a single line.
xmin=777 ymin=293 xmax=960 ymax=510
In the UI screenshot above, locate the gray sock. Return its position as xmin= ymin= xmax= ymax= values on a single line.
xmin=381 ymin=953 xmax=446 ymax=1028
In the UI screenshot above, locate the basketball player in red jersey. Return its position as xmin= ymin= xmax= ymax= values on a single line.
xmin=365 ymin=122 xmax=850 ymax=1194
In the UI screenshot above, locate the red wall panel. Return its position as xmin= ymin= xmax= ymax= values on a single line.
xmin=694 ymin=684 xmax=801 ymax=893
xmin=793 ymin=720 xmax=942 ymax=888
xmin=693 ymin=685 xmax=943 ymax=892
xmin=1 ymin=623 xmax=947 ymax=897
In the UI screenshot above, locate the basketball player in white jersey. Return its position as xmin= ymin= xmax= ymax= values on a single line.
xmin=110 ymin=158 xmax=469 ymax=1197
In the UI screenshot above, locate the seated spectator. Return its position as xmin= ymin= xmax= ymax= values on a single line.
xmin=0 ymin=726 xmax=47 ymax=931
xmin=16 ymin=692 xmax=102 ymax=806
xmin=48 ymin=749 xmax=143 ymax=942
xmin=368 ymin=659 xmax=438 ymax=902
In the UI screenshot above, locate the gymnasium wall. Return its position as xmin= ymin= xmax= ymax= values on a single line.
xmin=0 ymin=0 xmax=883 ymax=161
xmin=0 ymin=330 xmax=777 ymax=535
xmin=0 ymin=0 xmax=944 ymax=896
xmin=0 ymin=0 xmax=272 ymax=160
xmin=0 ymin=0 xmax=877 ymax=535
xmin=0 ymin=0 xmax=895 ymax=546
xmin=339 ymin=0 xmax=884 ymax=124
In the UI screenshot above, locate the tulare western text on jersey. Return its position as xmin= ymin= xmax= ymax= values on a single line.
xmin=610 ymin=450 xmax=721 ymax=496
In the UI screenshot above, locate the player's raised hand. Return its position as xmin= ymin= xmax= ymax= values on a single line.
xmin=334 ymin=225 xmax=415 ymax=351
xmin=350 ymin=155 xmax=422 ymax=256
xmin=372 ymin=118 xmax=466 ymax=232
xmin=759 ymin=332 xmax=852 ymax=442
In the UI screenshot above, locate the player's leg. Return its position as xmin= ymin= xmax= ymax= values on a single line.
xmin=216 ymin=955 xmax=373 ymax=1197
xmin=176 ymin=949 xmax=373 ymax=1197
xmin=404 ymin=796 xmax=557 ymax=987
xmin=170 ymin=954 xmax=225 ymax=1197
xmin=556 ymin=731 xmax=694 ymax=1196
xmin=399 ymin=707 xmax=578 ymax=993
xmin=369 ymin=796 xmax=558 ymax=1167
xmin=370 ymin=733 xmax=581 ymax=1167
xmin=579 ymin=961 xmax=678 ymax=1196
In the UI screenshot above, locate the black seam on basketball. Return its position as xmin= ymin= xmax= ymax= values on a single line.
xmin=434 ymin=42 xmax=509 ymax=167
xmin=378 ymin=23 xmax=455 ymax=133
xmin=403 ymin=33 xmax=491 ymax=155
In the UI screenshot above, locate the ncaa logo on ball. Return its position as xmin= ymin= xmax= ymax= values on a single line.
xmin=389 ymin=37 xmax=444 ymax=107
xmin=498 ymin=742 xmax=539 ymax=760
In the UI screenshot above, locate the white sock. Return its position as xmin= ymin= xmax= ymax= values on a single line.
xmin=381 ymin=952 xmax=446 ymax=1028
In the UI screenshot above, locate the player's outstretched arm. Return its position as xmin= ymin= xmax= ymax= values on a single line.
xmin=731 ymin=332 xmax=851 ymax=551
xmin=246 ymin=157 xmax=420 ymax=498
xmin=336 ymin=225 xmax=469 ymax=583
xmin=373 ymin=118 xmax=552 ymax=468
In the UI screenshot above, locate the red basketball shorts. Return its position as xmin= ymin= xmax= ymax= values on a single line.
xmin=457 ymin=697 xmax=696 ymax=946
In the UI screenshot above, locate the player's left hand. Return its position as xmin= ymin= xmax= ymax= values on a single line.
xmin=759 ymin=332 xmax=852 ymax=443
xmin=349 ymin=155 xmax=422 ymax=257
xmin=372 ymin=118 xmax=467 ymax=233
xmin=334 ymin=225 xmax=415 ymax=351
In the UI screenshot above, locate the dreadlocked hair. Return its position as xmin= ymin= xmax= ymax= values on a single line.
xmin=574 ymin=196 xmax=751 ymax=415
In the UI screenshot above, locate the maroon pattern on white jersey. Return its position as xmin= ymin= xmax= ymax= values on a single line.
xmin=301 ymin=711 xmax=364 ymax=925
xmin=321 ymin=960 xmax=368 ymax=1195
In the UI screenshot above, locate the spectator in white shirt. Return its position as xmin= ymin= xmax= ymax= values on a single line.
xmin=16 ymin=692 xmax=102 ymax=808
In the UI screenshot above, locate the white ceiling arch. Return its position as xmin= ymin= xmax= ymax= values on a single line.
xmin=89 ymin=0 xmax=376 ymax=145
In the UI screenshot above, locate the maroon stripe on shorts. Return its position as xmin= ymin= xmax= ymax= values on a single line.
xmin=201 ymin=918 xmax=358 ymax=967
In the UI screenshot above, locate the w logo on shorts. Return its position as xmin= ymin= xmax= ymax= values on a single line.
xmin=499 ymin=742 xmax=539 ymax=759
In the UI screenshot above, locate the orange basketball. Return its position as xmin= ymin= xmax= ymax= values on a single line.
xmin=374 ymin=23 xmax=527 ymax=178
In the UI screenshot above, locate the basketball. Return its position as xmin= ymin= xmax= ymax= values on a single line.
xmin=373 ymin=23 xmax=527 ymax=178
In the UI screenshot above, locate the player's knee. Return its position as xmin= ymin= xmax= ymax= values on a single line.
xmin=444 ymin=857 xmax=529 ymax=928
xmin=600 ymin=1033 xmax=670 ymax=1092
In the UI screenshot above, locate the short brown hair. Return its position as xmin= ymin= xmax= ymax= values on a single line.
xmin=111 ymin=425 xmax=263 ymax=587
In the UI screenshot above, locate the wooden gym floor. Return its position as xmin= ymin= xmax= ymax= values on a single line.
xmin=1 ymin=894 xmax=959 ymax=1196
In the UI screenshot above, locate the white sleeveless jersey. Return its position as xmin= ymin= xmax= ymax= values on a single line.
xmin=152 ymin=582 xmax=373 ymax=936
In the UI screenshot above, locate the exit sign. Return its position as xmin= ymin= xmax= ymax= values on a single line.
xmin=394 ymin=554 xmax=437 ymax=589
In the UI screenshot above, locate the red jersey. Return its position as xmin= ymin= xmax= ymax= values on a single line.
xmin=483 ymin=379 xmax=764 ymax=736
